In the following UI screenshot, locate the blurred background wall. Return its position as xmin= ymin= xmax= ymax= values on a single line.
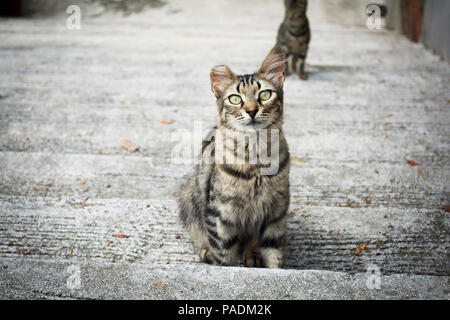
xmin=320 ymin=0 xmax=448 ymax=62
xmin=0 ymin=0 xmax=70 ymax=16
xmin=421 ymin=0 xmax=450 ymax=62
xmin=0 ymin=0 xmax=449 ymax=62
xmin=320 ymin=0 xmax=390 ymax=27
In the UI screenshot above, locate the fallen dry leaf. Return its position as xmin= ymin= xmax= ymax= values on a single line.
xmin=344 ymin=201 xmax=361 ymax=209
xmin=119 ymin=139 xmax=140 ymax=154
xmin=37 ymin=181 xmax=54 ymax=187
xmin=78 ymin=179 xmax=86 ymax=185
xmin=159 ymin=120 xmax=173 ymax=125
xmin=355 ymin=242 xmax=368 ymax=255
xmin=153 ymin=279 xmax=166 ymax=289
xmin=441 ymin=205 xmax=450 ymax=212
xmin=291 ymin=156 xmax=307 ymax=163
xmin=16 ymin=249 xmax=31 ymax=255
xmin=365 ymin=191 xmax=375 ymax=205
xmin=417 ymin=169 xmax=428 ymax=181
xmin=71 ymin=197 xmax=89 ymax=208
xmin=71 ymin=204 xmax=87 ymax=209
xmin=112 ymin=234 xmax=130 ymax=238
xmin=406 ymin=159 xmax=420 ymax=166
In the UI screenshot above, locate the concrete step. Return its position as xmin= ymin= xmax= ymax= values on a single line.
xmin=0 ymin=258 xmax=447 ymax=299
xmin=1 ymin=195 xmax=448 ymax=275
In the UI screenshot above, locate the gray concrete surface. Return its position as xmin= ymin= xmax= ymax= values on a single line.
xmin=0 ymin=258 xmax=447 ymax=299
xmin=0 ymin=0 xmax=449 ymax=299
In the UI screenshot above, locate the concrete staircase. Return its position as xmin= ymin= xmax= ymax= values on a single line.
xmin=0 ymin=0 xmax=448 ymax=299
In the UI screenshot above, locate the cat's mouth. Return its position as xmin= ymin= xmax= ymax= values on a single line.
xmin=245 ymin=118 xmax=263 ymax=128
xmin=233 ymin=119 xmax=268 ymax=132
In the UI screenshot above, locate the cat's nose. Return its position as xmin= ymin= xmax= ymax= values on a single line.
xmin=246 ymin=109 xmax=258 ymax=118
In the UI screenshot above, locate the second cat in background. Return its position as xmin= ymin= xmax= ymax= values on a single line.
xmin=277 ymin=0 xmax=311 ymax=80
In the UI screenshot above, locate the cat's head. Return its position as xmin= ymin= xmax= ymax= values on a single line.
xmin=285 ymin=0 xmax=307 ymax=19
xmin=210 ymin=47 xmax=285 ymax=132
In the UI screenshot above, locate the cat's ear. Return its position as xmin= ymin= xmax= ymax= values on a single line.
xmin=257 ymin=47 xmax=285 ymax=89
xmin=210 ymin=65 xmax=235 ymax=97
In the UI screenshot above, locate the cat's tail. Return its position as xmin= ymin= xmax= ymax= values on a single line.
xmin=177 ymin=174 xmax=207 ymax=250
xmin=177 ymin=178 xmax=200 ymax=228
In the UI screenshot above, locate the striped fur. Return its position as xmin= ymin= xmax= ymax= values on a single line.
xmin=276 ymin=0 xmax=311 ymax=80
xmin=177 ymin=47 xmax=290 ymax=268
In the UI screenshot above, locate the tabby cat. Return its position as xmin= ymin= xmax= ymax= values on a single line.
xmin=277 ymin=0 xmax=311 ymax=80
xmin=177 ymin=47 xmax=290 ymax=268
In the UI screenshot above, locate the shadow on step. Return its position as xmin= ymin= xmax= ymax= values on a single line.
xmin=283 ymin=222 xmax=449 ymax=276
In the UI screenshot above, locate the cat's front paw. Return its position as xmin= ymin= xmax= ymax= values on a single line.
xmin=298 ymin=72 xmax=308 ymax=80
xmin=243 ymin=251 xmax=263 ymax=268
xmin=260 ymin=248 xmax=284 ymax=268
xmin=199 ymin=246 xmax=214 ymax=264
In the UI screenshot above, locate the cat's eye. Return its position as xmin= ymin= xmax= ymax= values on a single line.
xmin=229 ymin=95 xmax=242 ymax=105
xmin=259 ymin=90 xmax=272 ymax=101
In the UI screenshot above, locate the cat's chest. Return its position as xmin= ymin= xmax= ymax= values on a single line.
xmin=216 ymin=168 xmax=285 ymax=204
xmin=214 ymin=172 xmax=286 ymax=227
